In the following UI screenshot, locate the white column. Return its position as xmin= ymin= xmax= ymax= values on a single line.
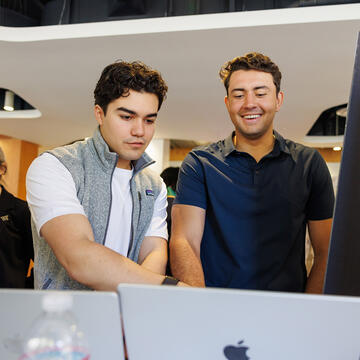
xmin=145 ymin=139 xmax=170 ymax=175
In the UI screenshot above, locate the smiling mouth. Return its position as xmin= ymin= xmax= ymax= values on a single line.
xmin=242 ymin=114 xmax=261 ymax=119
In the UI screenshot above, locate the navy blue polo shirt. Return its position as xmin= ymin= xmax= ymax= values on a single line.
xmin=174 ymin=131 xmax=334 ymax=292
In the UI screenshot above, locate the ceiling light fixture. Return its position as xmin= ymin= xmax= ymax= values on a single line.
xmin=333 ymin=146 xmax=342 ymax=151
xmin=335 ymin=107 xmax=347 ymax=118
xmin=3 ymin=90 xmax=14 ymax=111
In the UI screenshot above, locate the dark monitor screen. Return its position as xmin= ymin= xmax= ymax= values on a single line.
xmin=324 ymin=33 xmax=360 ymax=296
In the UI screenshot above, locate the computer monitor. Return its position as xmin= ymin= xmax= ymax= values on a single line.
xmin=324 ymin=32 xmax=360 ymax=295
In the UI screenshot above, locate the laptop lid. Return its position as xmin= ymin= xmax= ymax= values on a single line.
xmin=118 ymin=284 xmax=360 ymax=360
xmin=0 ymin=289 xmax=125 ymax=360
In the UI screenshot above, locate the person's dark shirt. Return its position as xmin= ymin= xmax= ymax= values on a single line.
xmin=0 ymin=185 xmax=34 ymax=288
xmin=165 ymin=195 xmax=175 ymax=276
xmin=174 ymin=131 xmax=334 ymax=292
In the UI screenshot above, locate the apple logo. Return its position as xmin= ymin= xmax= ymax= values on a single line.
xmin=223 ymin=340 xmax=250 ymax=360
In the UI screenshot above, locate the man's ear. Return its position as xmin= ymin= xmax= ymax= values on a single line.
xmin=94 ymin=105 xmax=104 ymax=125
xmin=224 ymin=96 xmax=230 ymax=110
xmin=276 ymin=91 xmax=284 ymax=112
xmin=0 ymin=162 xmax=7 ymax=176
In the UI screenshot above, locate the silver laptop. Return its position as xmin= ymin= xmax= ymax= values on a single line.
xmin=0 ymin=289 xmax=125 ymax=360
xmin=117 ymin=284 xmax=360 ymax=360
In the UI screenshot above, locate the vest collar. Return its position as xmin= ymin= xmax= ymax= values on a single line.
xmin=90 ymin=127 xmax=154 ymax=173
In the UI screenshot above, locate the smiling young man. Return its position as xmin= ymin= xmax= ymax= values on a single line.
xmin=26 ymin=61 xmax=185 ymax=290
xmin=170 ymin=52 xmax=334 ymax=293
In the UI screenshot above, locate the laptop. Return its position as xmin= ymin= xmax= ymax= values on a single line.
xmin=0 ymin=289 xmax=125 ymax=360
xmin=117 ymin=284 xmax=360 ymax=360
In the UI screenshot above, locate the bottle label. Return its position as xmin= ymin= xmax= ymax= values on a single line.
xmin=19 ymin=347 xmax=90 ymax=360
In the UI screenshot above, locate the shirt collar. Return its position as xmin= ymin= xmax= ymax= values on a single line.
xmin=223 ymin=132 xmax=237 ymax=157
xmin=0 ymin=185 xmax=15 ymax=210
xmin=223 ymin=130 xmax=293 ymax=159
xmin=273 ymin=130 xmax=291 ymax=156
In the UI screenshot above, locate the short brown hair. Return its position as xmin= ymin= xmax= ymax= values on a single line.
xmin=94 ymin=61 xmax=168 ymax=114
xmin=219 ymin=52 xmax=282 ymax=94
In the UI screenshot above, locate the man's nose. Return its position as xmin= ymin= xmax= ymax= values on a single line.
xmin=131 ymin=118 xmax=145 ymax=137
xmin=243 ymin=93 xmax=256 ymax=108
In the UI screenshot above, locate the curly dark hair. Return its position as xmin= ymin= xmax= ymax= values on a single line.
xmin=160 ymin=167 xmax=180 ymax=190
xmin=94 ymin=61 xmax=168 ymax=114
xmin=219 ymin=52 xmax=282 ymax=95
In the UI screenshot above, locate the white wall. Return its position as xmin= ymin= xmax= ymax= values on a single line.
xmin=327 ymin=162 xmax=341 ymax=195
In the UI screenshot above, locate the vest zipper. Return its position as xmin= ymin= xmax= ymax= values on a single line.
xmin=127 ymin=190 xmax=141 ymax=257
xmin=126 ymin=160 xmax=155 ymax=258
xmin=102 ymin=156 xmax=118 ymax=244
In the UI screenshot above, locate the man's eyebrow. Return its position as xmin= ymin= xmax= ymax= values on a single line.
xmin=254 ymin=86 xmax=270 ymax=91
xmin=230 ymin=88 xmax=245 ymax=93
xmin=116 ymin=107 xmax=136 ymax=115
xmin=146 ymin=112 xmax=158 ymax=118
xmin=231 ymin=85 xmax=270 ymax=93
xmin=116 ymin=107 xmax=157 ymax=118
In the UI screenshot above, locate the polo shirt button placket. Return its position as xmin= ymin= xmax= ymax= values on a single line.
xmin=254 ymin=169 xmax=260 ymax=185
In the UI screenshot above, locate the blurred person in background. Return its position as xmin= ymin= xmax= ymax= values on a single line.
xmin=160 ymin=166 xmax=180 ymax=234
xmin=0 ymin=146 xmax=34 ymax=288
xmin=160 ymin=166 xmax=179 ymax=275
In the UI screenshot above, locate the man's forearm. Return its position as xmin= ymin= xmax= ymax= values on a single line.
xmin=170 ymin=238 xmax=205 ymax=287
xmin=306 ymin=218 xmax=332 ymax=294
xmin=60 ymin=239 xmax=166 ymax=291
xmin=140 ymin=248 xmax=167 ymax=275
xmin=41 ymin=214 xmax=168 ymax=291
xmin=305 ymin=253 xmax=328 ymax=294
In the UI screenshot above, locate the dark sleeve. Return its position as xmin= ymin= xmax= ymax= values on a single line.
xmin=173 ymin=151 xmax=207 ymax=210
xmin=306 ymin=150 xmax=335 ymax=221
xmin=16 ymin=200 xmax=34 ymax=261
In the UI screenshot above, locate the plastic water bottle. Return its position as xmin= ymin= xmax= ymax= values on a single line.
xmin=19 ymin=292 xmax=90 ymax=360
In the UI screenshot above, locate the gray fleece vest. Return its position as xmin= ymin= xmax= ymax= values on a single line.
xmin=32 ymin=127 xmax=162 ymax=290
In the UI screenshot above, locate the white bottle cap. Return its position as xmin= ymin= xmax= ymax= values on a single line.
xmin=42 ymin=292 xmax=73 ymax=312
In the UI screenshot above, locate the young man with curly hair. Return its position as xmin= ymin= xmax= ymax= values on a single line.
xmin=170 ymin=52 xmax=334 ymax=294
xmin=27 ymin=61 xmax=185 ymax=290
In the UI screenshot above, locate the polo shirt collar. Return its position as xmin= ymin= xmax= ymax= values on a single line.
xmin=273 ymin=130 xmax=291 ymax=156
xmin=223 ymin=132 xmax=237 ymax=157
xmin=223 ymin=130 xmax=293 ymax=159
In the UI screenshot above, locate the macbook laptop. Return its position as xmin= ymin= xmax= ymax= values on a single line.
xmin=118 ymin=284 xmax=360 ymax=360
xmin=0 ymin=289 xmax=125 ymax=360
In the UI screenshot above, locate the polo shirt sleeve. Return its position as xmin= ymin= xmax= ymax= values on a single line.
xmin=306 ymin=150 xmax=335 ymax=221
xmin=174 ymin=151 xmax=207 ymax=210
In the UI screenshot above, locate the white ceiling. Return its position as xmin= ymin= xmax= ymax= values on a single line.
xmin=0 ymin=4 xmax=360 ymax=147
